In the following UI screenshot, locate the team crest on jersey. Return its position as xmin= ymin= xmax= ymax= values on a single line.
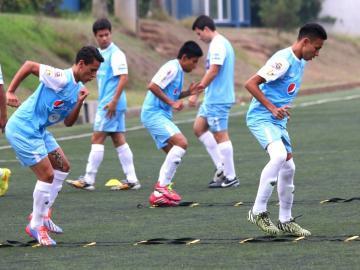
xmin=273 ymin=62 xmax=283 ymax=70
xmin=48 ymin=113 xmax=61 ymax=123
xmin=45 ymin=68 xmax=52 ymax=76
xmin=55 ymin=71 xmax=62 ymax=77
xmin=287 ymin=83 xmax=296 ymax=95
xmin=53 ymin=100 xmax=65 ymax=109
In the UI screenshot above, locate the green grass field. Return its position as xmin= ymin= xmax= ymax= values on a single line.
xmin=0 ymin=89 xmax=359 ymax=269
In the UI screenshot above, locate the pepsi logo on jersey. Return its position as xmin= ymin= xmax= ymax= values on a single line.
xmin=287 ymin=83 xmax=296 ymax=95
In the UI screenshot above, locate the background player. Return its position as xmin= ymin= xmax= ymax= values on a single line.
xmin=141 ymin=41 xmax=203 ymax=206
xmin=67 ymin=18 xmax=140 ymax=191
xmin=190 ymin=15 xmax=239 ymax=188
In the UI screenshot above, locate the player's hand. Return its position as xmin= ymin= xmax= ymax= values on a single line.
xmin=188 ymin=94 xmax=198 ymax=107
xmin=188 ymin=82 xmax=204 ymax=96
xmin=104 ymin=100 xmax=117 ymax=119
xmin=0 ymin=115 xmax=7 ymax=133
xmin=78 ymin=88 xmax=89 ymax=103
xmin=272 ymin=105 xmax=291 ymax=120
xmin=6 ymin=92 xmax=21 ymax=107
xmin=171 ymin=100 xmax=184 ymax=111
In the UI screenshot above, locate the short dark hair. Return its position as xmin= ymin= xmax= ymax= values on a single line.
xmin=177 ymin=41 xmax=203 ymax=59
xmin=298 ymin=23 xmax=327 ymax=41
xmin=192 ymin=15 xmax=216 ymax=31
xmin=75 ymin=46 xmax=104 ymax=64
xmin=92 ymin=18 xmax=112 ymax=34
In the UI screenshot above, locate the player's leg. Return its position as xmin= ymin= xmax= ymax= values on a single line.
xmin=111 ymin=132 xmax=140 ymax=190
xmin=247 ymin=123 xmax=286 ymax=235
xmin=5 ymin=121 xmax=55 ymax=245
xmin=66 ymin=131 xmax=106 ymax=190
xmin=207 ymin=104 xmax=238 ymax=188
xmin=276 ymin=141 xmax=311 ymax=236
xmin=194 ymin=103 xmax=224 ymax=182
xmin=27 ymin=158 xmax=56 ymax=245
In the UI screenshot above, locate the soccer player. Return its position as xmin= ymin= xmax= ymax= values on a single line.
xmin=190 ymin=15 xmax=239 ymax=188
xmin=0 ymin=63 xmax=11 ymax=197
xmin=246 ymin=23 xmax=327 ymax=236
xmin=141 ymin=41 xmax=203 ymax=206
xmin=67 ymin=18 xmax=140 ymax=191
xmin=5 ymin=46 xmax=104 ymax=246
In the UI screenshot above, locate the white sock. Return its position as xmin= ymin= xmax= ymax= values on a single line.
xmin=116 ymin=143 xmax=138 ymax=183
xmin=277 ymin=159 xmax=295 ymax=222
xmin=30 ymin=181 xmax=52 ymax=229
xmin=198 ymin=131 xmax=223 ymax=170
xmin=252 ymin=141 xmax=287 ymax=214
xmin=218 ymin=141 xmax=236 ymax=179
xmin=48 ymin=170 xmax=69 ymax=209
xmin=158 ymin=145 xmax=186 ymax=186
xmin=84 ymin=144 xmax=104 ymax=185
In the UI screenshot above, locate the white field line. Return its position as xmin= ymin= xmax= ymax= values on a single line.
xmin=1 ymin=94 xmax=360 ymax=151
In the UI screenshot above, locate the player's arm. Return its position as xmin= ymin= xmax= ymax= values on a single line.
xmin=7 ymin=61 xmax=40 ymax=107
xmin=245 ymin=74 xmax=290 ymax=120
xmin=148 ymin=82 xmax=183 ymax=111
xmin=0 ymin=84 xmax=7 ymax=133
xmin=188 ymin=65 xmax=219 ymax=106
xmin=64 ymin=87 xmax=89 ymax=126
xmin=179 ymin=82 xmax=204 ymax=99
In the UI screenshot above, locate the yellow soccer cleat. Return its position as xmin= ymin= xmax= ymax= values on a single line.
xmin=0 ymin=168 xmax=11 ymax=196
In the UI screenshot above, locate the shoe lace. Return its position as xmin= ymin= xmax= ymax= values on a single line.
xmin=167 ymin=183 xmax=175 ymax=192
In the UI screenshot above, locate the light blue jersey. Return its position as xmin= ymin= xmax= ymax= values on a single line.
xmin=97 ymin=42 xmax=127 ymax=111
xmin=141 ymin=59 xmax=184 ymax=149
xmin=6 ymin=65 xmax=84 ymax=166
xmin=204 ymin=34 xmax=235 ymax=105
xmin=141 ymin=59 xmax=184 ymax=120
xmin=247 ymin=47 xmax=307 ymax=128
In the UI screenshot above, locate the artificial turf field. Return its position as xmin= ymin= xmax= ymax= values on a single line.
xmin=0 ymin=88 xmax=359 ymax=269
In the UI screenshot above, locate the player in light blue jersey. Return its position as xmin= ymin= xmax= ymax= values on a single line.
xmin=141 ymin=41 xmax=203 ymax=206
xmin=67 ymin=18 xmax=140 ymax=191
xmin=245 ymin=23 xmax=327 ymax=236
xmin=5 ymin=46 xmax=104 ymax=246
xmin=191 ymin=15 xmax=239 ymax=188
xmin=0 ymin=64 xmax=12 ymax=197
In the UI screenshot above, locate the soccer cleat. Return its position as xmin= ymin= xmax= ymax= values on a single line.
xmin=154 ymin=182 xmax=181 ymax=201
xmin=277 ymin=219 xmax=311 ymax=237
xmin=149 ymin=191 xmax=179 ymax=207
xmin=110 ymin=180 xmax=141 ymax=190
xmin=66 ymin=178 xmax=95 ymax=191
xmin=0 ymin=168 xmax=11 ymax=196
xmin=209 ymin=176 xmax=239 ymax=188
xmin=220 ymin=177 xmax=240 ymax=188
xmin=28 ymin=208 xmax=63 ymax=234
xmin=25 ymin=224 xmax=56 ymax=246
xmin=248 ymin=210 xmax=280 ymax=235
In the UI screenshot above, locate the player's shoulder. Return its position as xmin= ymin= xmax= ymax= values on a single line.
xmin=110 ymin=43 xmax=126 ymax=56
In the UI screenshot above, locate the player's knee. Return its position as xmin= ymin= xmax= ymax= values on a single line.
xmin=284 ymin=159 xmax=296 ymax=173
xmin=267 ymin=141 xmax=287 ymax=165
xmin=60 ymin=161 xmax=71 ymax=172
xmin=176 ymin=138 xmax=188 ymax=150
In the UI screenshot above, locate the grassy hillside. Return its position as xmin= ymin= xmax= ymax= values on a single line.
xmin=1 ymin=14 xmax=360 ymax=107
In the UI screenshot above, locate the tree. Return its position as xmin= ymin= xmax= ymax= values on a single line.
xmin=92 ymin=0 xmax=108 ymax=18
xmin=298 ymin=0 xmax=323 ymax=25
xmin=259 ymin=0 xmax=302 ymax=33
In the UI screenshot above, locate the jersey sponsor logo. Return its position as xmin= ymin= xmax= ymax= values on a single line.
xmin=287 ymin=83 xmax=296 ymax=95
xmin=53 ymin=100 xmax=64 ymax=109
xmin=173 ymin=88 xmax=179 ymax=95
xmin=55 ymin=71 xmax=62 ymax=77
xmin=48 ymin=113 xmax=61 ymax=123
